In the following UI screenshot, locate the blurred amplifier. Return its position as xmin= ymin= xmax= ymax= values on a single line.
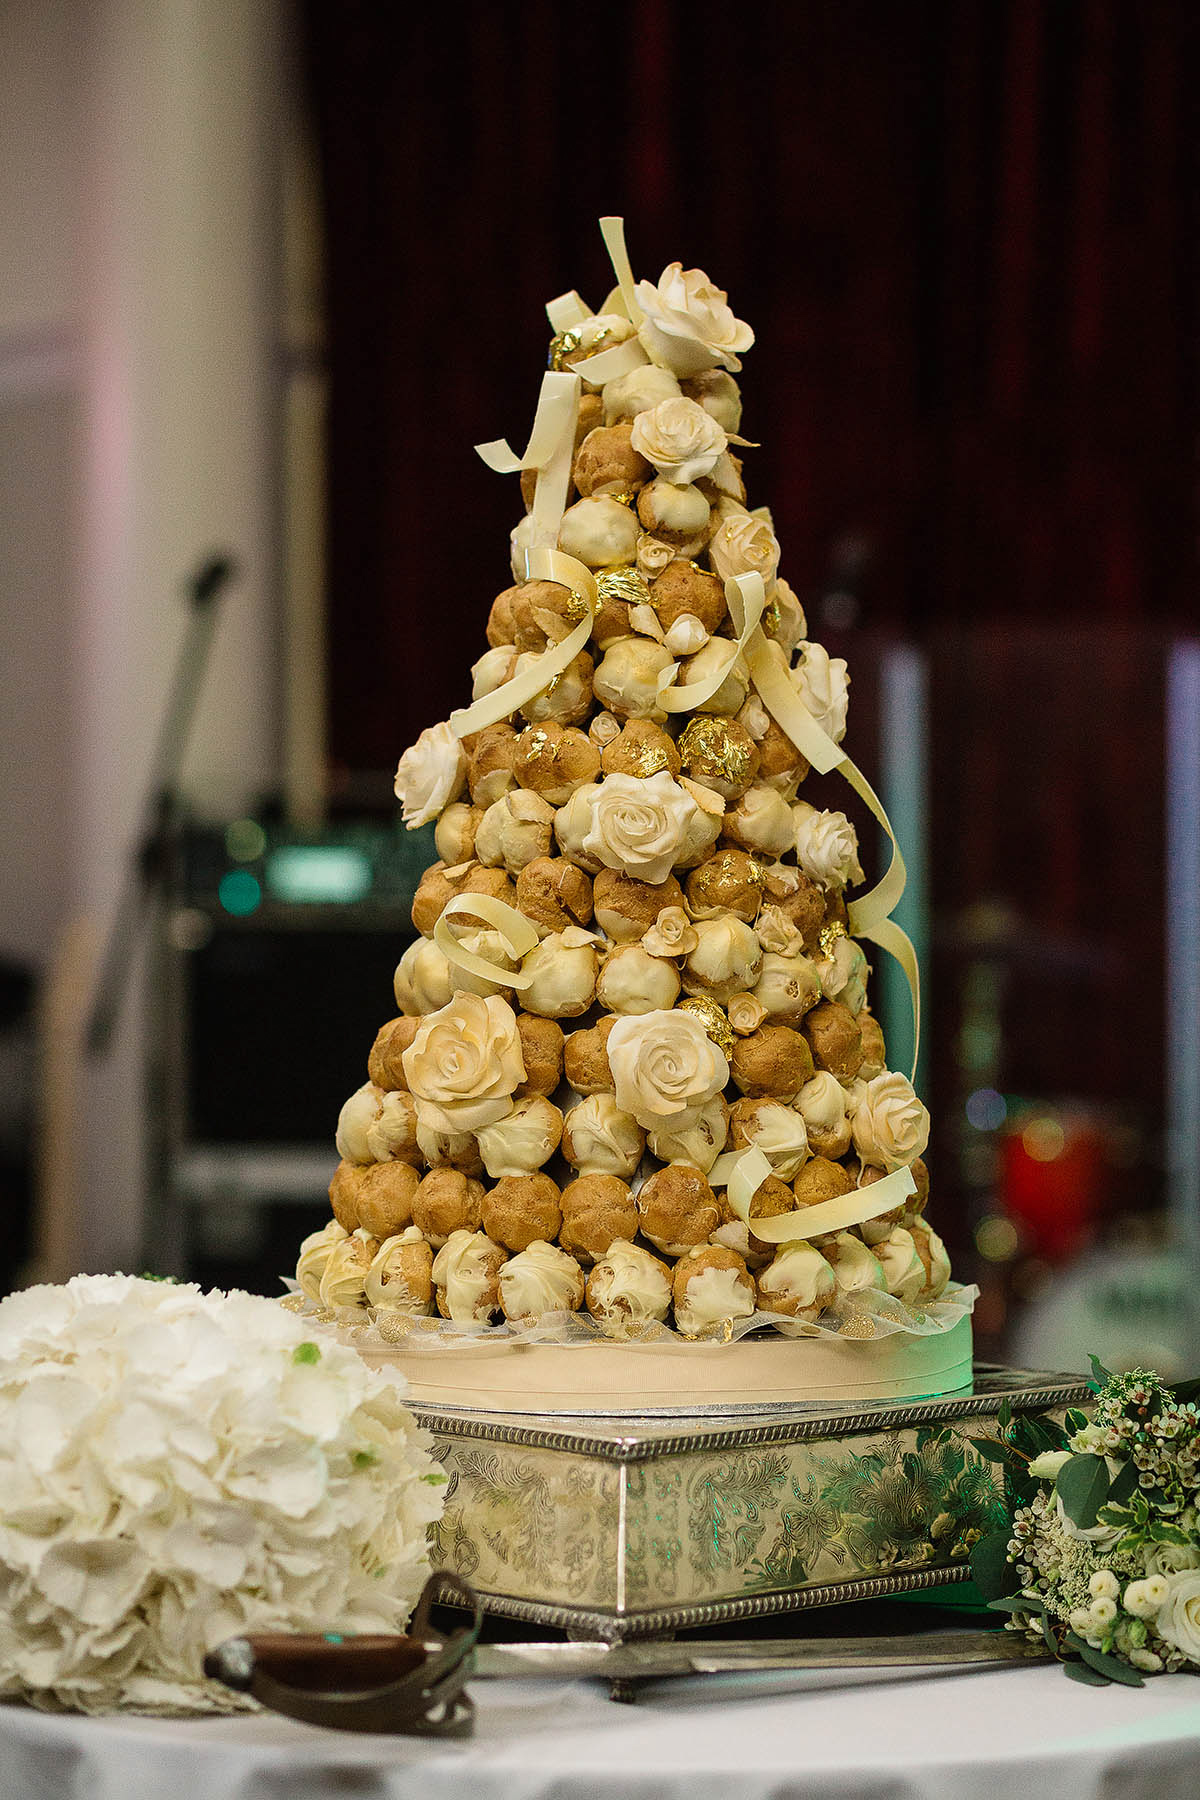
xmin=162 ymin=819 xmax=433 ymax=1158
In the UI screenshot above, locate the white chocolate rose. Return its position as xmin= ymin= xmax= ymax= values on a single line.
xmin=732 ymin=1100 xmax=810 ymax=1181
xmin=635 ymin=263 xmax=754 ymax=377
xmin=708 ymin=507 xmax=780 ymax=592
xmin=642 ymin=905 xmax=699 ymax=959
xmin=498 ymin=1240 xmax=585 ymax=1326
xmin=724 ymin=785 xmax=795 ymax=857
xmin=402 ymin=992 xmax=525 ymax=1134
xmin=682 ymin=916 xmax=762 ymax=1002
xmin=365 ymin=1089 xmax=420 ymax=1165
xmin=394 ymin=935 xmax=454 ymax=1012
xmin=470 ymin=645 xmax=516 ymax=702
xmin=684 ymin=368 xmax=743 ymax=435
xmin=631 ymin=397 xmax=727 ymax=485
xmin=394 ymin=721 xmax=468 ymax=829
xmin=296 ymin=1219 xmax=348 ymax=1301
xmin=851 ymin=1072 xmax=930 ymax=1172
xmin=673 ymin=1262 xmax=757 ymax=1335
xmin=792 ymin=801 xmax=864 ymax=890
xmin=755 ymin=905 xmax=805 ymax=957
xmin=753 ymin=953 xmax=823 ymax=1026
xmin=474 ymin=790 xmax=556 ymax=876
xmin=758 ymin=1242 xmax=836 ymax=1334
xmin=435 ymin=801 xmax=480 ymax=866
xmin=647 ymin=1093 xmax=729 ymax=1174
xmin=318 ymin=1227 xmax=377 ymax=1310
xmin=431 ymin=1229 xmax=505 ymax=1323
xmin=727 ymin=990 xmax=769 ymax=1035
xmin=678 ymin=638 xmax=750 ymax=715
xmin=791 ymin=641 xmax=849 ymax=744
xmin=597 ymin=943 xmax=681 ymax=1014
xmin=589 ymin=710 xmax=623 ymax=749
xmin=602 ymin=362 xmax=682 ymax=424
xmin=560 ymin=1094 xmax=645 ymax=1178
xmin=365 ymin=1226 xmax=434 ymax=1313
xmin=593 ymin=637 xmax=675 ymax=720
xmin=587 ymin=1241 xmax=673 ymax=1334
xmin=607 ymin=1008 xmax=729 ymax=1130
xmin=475 ymin=1095 xmax=563 ymax=1178
xmin=580 ymin=770 xmax=699 ymax=884
xmin=828 ymin=1232 xmax=886 ymax=1295
xmin=336 ymin=1081 xmax=385 ymax=1165
xmin=637 ymin=533 xmax=676 ymax=578
xmin=558 ymin=496 xmax=640 ymax=568
xmin=872 ymin=1227 xmax=925 ymax=1305
xmin=816 ymin=935 xmax=869 ymax=1015
xmin=519 ymin=927 xmax=599 ymax=1018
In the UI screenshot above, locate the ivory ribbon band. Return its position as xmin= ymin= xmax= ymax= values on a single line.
xmin=657 ymin=570 xmax=766 ymax=712
xmin=708 ymin=1148 xmax=918 ymax=1247
xmin=572 ymin=338 xmax=649 ymax=386
xmin=447 ymin=547 xmax=599 ymax=741
xmin=599 ymin=216 xmax=643 ymax=326
xmin=545 ymin=290 xmax=591 ymax=333
xmin=432 ymin=893 xmax=540 ymax=992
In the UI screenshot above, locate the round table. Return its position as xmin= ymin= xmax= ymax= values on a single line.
xmin=3 ymin=1662 xmax=1200 ymax=1800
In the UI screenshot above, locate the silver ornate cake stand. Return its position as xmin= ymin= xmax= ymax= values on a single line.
xmin=417 ymin=1364 xmax=1089 ymax=1641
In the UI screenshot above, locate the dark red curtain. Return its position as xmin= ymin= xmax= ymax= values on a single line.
xmin=303 ymin=0 xmax=1197 ymax=776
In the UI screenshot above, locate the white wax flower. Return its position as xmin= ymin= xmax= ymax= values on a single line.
xmin=498 ymin=1240 xmax=585 ymax=1326
xmin=0 ymin=1275 xmax=444 ymax=1715
xmin=431 ymin=1229 xmax=504 ymax=1324
xmin=474 ymin=790 xmax=556 ymax=876
xmin=631 ymin=396 xmax=727 ymax=485
xmin=851 ymin=1072 xmax=930 ymax=1172
xmin=580 ymin=769 xmax=700 ymax=884
xmin=558 ymin=496 xmax=640 ymax=568
xmin=792 ymin=801 xmax=864 ymax=890
xmin=475 ymin=1095 xmax=563 ymax=1178
xmin=597 ymin=943 xmax=682 ymax=1015
xmin=393 ymin=721 xmax=467 ymax=829
xmin=708 ymin=507 xmax=780 ymax=592
xmin=607 ymin=1008 xmax=729 ymax=1130
xmin=296 ymin=1219 xmax=349 ymax=1301
xmin=634 ymin=262 xmax=755 ymax=377
xmin=519 ymin=927 xmax=599 ymax=1018
xmin=561 ymin=1094 xmax=646 ymax=1178
xmin=336 ymin=1081 xmax=384 ymax=1165
xmin=647 ymin=1094 xmax=729 ymax=1174
xmin=682 ymin=916 xmax=762 ymax=1001
xmin=402 ymin=992 xmax=526 ymax=1134
xmin=602 ymin=362 xmax=682 ymax=425
xmin=587 ymin=1242 xmax=673 ymax=1334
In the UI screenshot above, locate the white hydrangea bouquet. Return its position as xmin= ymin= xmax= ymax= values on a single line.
xmin=0 ymin=1275 xmax=447 ymax=1714
xmin=971 ymin=1357 xmax=1200 ymax=1686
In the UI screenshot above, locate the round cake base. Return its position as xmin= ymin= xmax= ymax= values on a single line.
xmin=359 ymin=1315 xmax=973 ymax=1414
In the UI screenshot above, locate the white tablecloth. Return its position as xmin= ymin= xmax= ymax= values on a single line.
xmin=3 ymin=1664 xmax=1200 ymax=1800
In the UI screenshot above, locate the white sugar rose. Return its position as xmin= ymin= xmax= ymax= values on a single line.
xmin=475 ymin=1095 xmax=563 ymax=1178
xmin=791 ymin=641 xmax=850 ymax=743
xmin=607 ymin=1008 xmax=729 ymax=1130
xmin=631 ymin=397 xmax=727 ymax=485
xmin=635 ymin=263 xmax=754 ymax=377
xmin=393 ymin=721 xmax=467 ymax=829
xmin=637 ymin=532 xmax=676 ymax=578
xmin=708 ymin=507 xmax=780 ymax=592
xmin=642 ymin=905 xmax=699 ymax=959
xmin=603 ymin=362 xmax=682 ymax=424
xmin=1154 ymin=1572 xmax=1200 ymax=1664
xmin=851 ymin=1072 xmax=931 ymax=1172
xmin=792 ymin=801 xmax=864 ymax=890
xmin=580 ymin=769 xmax=700 ymax=884
xmin=560 ymin=1094 xmax=645 ymax=1178
xmin=402 ymin=992 xmax=525 ymax=1133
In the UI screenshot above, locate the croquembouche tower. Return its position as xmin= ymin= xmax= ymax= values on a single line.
xmin=292 ymin=218 xmax=972 ymax=1409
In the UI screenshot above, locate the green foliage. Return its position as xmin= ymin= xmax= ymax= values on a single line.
xmin=292 ymin=1341 xmax=321 ymax=1364
xmin=1089 ymin=1353 xmax=1113 ymax=1389
xmin=970 ymin=1530 xmax=1016 ymax=1601
xmin=1055 ymin=1455 xmax=1110 ymax=1529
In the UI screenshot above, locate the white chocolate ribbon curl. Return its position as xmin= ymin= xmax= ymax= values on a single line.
xmin=709 ymin=1150 xmax=917 ymax=1246
xmin=432 ymin=892 xmax=540 ymax=991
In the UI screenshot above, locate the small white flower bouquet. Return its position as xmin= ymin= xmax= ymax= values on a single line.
xmin=971 ymin=1357 xmax=1200 ymax=1685
xmin=0 ymin=1275 xmax=447 ymax=1713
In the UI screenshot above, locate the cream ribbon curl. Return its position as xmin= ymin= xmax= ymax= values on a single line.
xmin=433 ymin=892 xmax=539 ymax=992
xmin=708 ymin=1147 xmax=917 ymax=1247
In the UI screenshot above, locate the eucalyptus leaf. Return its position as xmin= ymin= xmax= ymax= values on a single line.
xmin=966 ymin=1436 xmax=1012 ymax=1464
xmin=1078 ymin=1645 xmax=1145 ymax=1688
xmin=1089 ymin=1353 xmax=1113 ymax=1388
xmin=1106 ymin=1460 xmax=1139 ymax=1506
xmin=1063 ymin=1657 xmax=1111 ymax=1687
xmin=1056 ymin=1454 xmax=1109 ymax=1528
xmin=988 ymin=1595 xmax=1045 ymax=1616
xmin=971 ymin=1530 xmax=1018 ymax=1601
